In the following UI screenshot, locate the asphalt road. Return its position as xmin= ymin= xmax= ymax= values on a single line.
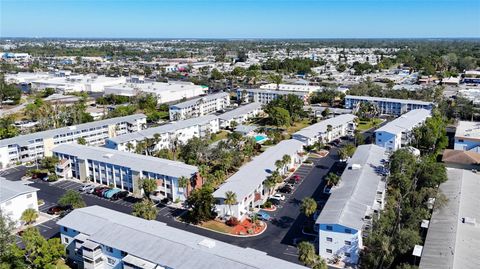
xmin=2 ymin=146 xmax=341 ymax=265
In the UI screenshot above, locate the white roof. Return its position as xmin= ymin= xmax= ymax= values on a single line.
xmin=218 ymin=102 xmax=262 ymax=121
xmin=170 ymin=92 xmax=229 ymax=109
xmin=0 ymin=178 xmax=39 ymax=204
xmin=455 ymin=121 xmax=480 ymax=140
xmin=420 ymin=168 xmax=480 ymax=269
xmin=316 ymin=144 xmax=387 ymax=230
xmin=105 ymin=82 xmax=206 ymax=94
xmin=375 ymin=109 xmax=431 ymax=134
xmin=293 ymin=114 xmax=356 ymax=140
xmin=213 ymin=139 xmax=304 ymax=201
xmin=57 ymin=206 xmax=308 ymax=269
xmin=53 ymin=144 xmax=197 ymax=178
xmin=345 ymin=95 xmax=433 ymax=106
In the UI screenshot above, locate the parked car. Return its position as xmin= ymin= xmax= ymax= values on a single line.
xmin=79 ymin=184 xmax=95 ymax=192
xmin=94 ymin=187 xmax=110 ymax=196
xmin=47 ymin=205 xmax=72 ymax=215
xmin=278 ymin=186 xmax=293 ymax=194
xmin=98 ymin=188 xmax=111 ymax=197
xmin=288 ymin=175 xmax=301 ymax=185
xmin=253 ymin=211 xmax=272 ymax=221
xmin=270 ymin=193 xmax=286 ymax=201
xmin=111 ymin=191 xmax=129 ymax=200
xmin=104 ymin=189 xmax=121 ymax=199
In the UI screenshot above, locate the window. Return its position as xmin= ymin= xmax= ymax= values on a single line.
xmin=106 ymin=246 xmax=113 ymax=253
xmin=345 ymin=228 xmax=352 ymax=234
xmin=26 ymin=194 xmax=32 ymax=199
xmin=107 ymin=258 xmax=115 ymax=265
xmin=63 ymin=227 xmax=68 ymax=232
xmin=326 ymin=237 xmax=332 ymax=242
xmin=458 ymin=139 xmax=464 ymax=142
xmin=345 ymin=240 xmax=351 ymax=246
xmin=64 ymin=237 xmax=69 ymax=244
xmin=326 ymin=249 xmax=332 ymax=254
xmin=326 ymin=225 xmax=333 ymax=231
xmin=345 ymin=252 xmax=351 ymax=258
xmin=66 ymin=249 xmax=70 ymax=255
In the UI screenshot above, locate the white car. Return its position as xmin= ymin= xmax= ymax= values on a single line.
xmin=270 ymin=193 xmax=286 ymax=201
xmin=79 ymin=184 xmax=95 ymax=192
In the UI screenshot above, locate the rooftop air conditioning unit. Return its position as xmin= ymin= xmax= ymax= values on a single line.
xmin=351 ymin=164 xmax=362 ymax=170
xmin=198 ymin=238 xmax=216 ymax=249
xmin=462 ymin=217 xmax=477 ymax=226
xmin=103 ymin=153 xmax=114 ymax=159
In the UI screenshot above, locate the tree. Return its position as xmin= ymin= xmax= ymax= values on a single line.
xmin=0 ymin=75 xmax=22 ymax=107
xmin=321 ymin=108 xmax=330 ymax=118
xmin=39 ymin=156 xmax=59 ymax=173
xmin=325 ymin=172 xmax=340 ymax=186
xmin=300 ymin=198 xmax=317 ymax=218
xmin=0 ymin=209 xmax=16 ymax=261
xmin=0 ymin=116 xmax=19 ymax=139
xmin=274 ymin=159 xmax=284 ymax=172
xmin=140 ymin=178 xmax=158 ymax=199
xmin=297 ymin=241 xmax=326 ymax=268
xmin=269 ymin=73 xmax=283 ymax=89
xmin=178 ymin=176 xmax=189 ymax=199
xmin=282 ymin=154 xmax=292 ymax=167
xmin=20 ymin=209 xmax=38 ymax=225
xmin=354 ymin=131 xmax=365 ymax=146
xmin=132 ymin=199 xmax=158 ymax=220
xmin=21 ymin=227 xmax=65 ymax=268
xmin=76 ymin=137 xmax=87 ymax=145
xmin=267 ymin=106 xmax=291 ymax=127
xmin=224 ymin=191 xmax=237 ymax=217
xmin=185 ymin=187 xmax=216 ymax=224
xmin=263 ymin=177 xmax=276 ymax=195
xmin=58 ymin=190 xmax=86 ymax=209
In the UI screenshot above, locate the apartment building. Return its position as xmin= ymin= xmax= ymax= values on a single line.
xmin=375 ymin=109 xmax=431 ymax=152
xmin=0 ymin=114 xmax=147 ymax=169
xmin=292 ymin=114 xmax=357 ymax=146
xmin=420 ymin=168 xmax=480 ymax=269
xmin=316 ymin=144 xmax=388 ymax=266
xmin=259 ymin=83 xmax=321 ymax=93
xmin=58 ymin=206 xmax=308 ymax=269
xmin=105 ymin=115 xmax=219 ymax=152
xmin=237 ymin=88 xmax=309 ymax=105
xmin=214 ymin=139 xmax=305 ymax=220
xmin=169 ymin=92 xmax=230 ymax=120
xmin=0 ymin=178 xmax=39 ymax=227
xmin=454 ymin=121 xmax=480 ymax=151
xmin=344 ymin=95 xmax=433 ymax=116
xmin=104 ymin=82 xmax=207 ymax=104
xmin=218 ymin=102 xmax=262 ymax=128
xmin=53 ymin=144 xmax=199 ymax=200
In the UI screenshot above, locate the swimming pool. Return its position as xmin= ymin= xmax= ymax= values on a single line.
xmin=255 ymin=135 xmax=267 ymax=142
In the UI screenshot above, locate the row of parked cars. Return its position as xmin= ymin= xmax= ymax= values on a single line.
xmin=79 ymin=184 xmax=129 ymax=200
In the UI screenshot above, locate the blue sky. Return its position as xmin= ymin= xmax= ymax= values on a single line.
xmin=1 ymin=0 xmax=479 ymax=38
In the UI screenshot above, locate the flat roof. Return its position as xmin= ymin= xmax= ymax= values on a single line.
xmin=455 ymin=121 xmax=480 ymax=140
xmin=218 ymin=102 xmax=262 ymax=121
xmin=293 ymin=114 xmax=356 ymax=140
xmin=345 ymin=95 xmax=433 ymax=106
xmin=108 ymin=114 xmax=218 ymax=144
xmin=170 ymin=92 xmax=229 ymax=109
xmin=0 ymin=177 xmax=39 ymax=204
xmin=375 ymin=109 xmax=431 ymax=134
xmin=419 ymin=168 xmax=480 ymax=269
xmin=213 ymin=139 xmax=304 ymax=201
xmin=53 ymin=144 xmax=197 ymax=178
xmin=237 ymin=88 xmax=307 ymax=97
xmin=316 ymin=144 xmax=387 ymax=230
xmin=0 ymin=114 xmax=146 ymax=148
xmin=57 ymin=206 xmax=307 ymax=269
xmin=105 ymin=82 xmax=205 ymax=94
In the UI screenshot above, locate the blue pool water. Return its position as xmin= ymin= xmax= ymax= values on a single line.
xmin=255 ymin=135 xmax=267 ymax=142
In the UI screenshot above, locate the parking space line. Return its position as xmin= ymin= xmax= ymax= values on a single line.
xmin=38 ymin=224 xmax=53 ymax=230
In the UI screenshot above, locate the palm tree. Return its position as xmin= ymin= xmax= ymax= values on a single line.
xmin=224 ymin=191 xmax=237 ymax=217
xmin=264 ymin=177 xmax=276 ymax=195
xmin=298 ymin=241 xmax=317 ymax=267
xmin=325 ymin=172 xmax=340 ymax=186
xmin=21 ymin=208 xmax=38 ymax=225
xmin=282 ymin=154 xmax=291 ymax=171
xmin=300 ymin=198 xmax=317 ymax=218
xmin=178 ymin=176 xmax=189 ymax=199
xmin=269 ymin=73 xmax=283 ymax=90
xmin=274 ymin=159 xmax=284 ymax=172
xmin=126 ymin=142 xmax=134 ymax=152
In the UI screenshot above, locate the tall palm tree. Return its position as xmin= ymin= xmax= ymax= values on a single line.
xmin=282 ymin=154 xmax=291 ymax=172
xmin=274 ymin=159 xmax=284 ymax=172
xmin=269 ymin=73 xmax=283 ymax=90
xmin=21 ymin=208 xmax=38 ymax=225
xmin=224 ymin=191 xmax=237 ymax=217
xmin=300 ymin=197 xmax=317 ymax=218
xmin=263 ymin=177 xmax=276 ymax=195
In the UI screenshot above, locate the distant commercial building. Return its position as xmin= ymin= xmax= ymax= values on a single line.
xmin=214 ymin=139 xmax=305 ymax=220
xmin=419 ymin=168 xmax=480 ymax=269
xmin=0 ymin=114 xmax=146 ymax=169
xmin=58 ymin=206 xmax=308 ymax=269
xmin=374 ymin=109 xmax=431 ymax=152
xmin=106 ymin=115 xmax=219 ymax=153
xmin=292 ymin=114 xmax=357 ymax=146
xmin=237 ymin=88 xmax=309 ymax=105
xmin=30 ymin=75 xmax=126 ymax=93
xmin=316 ymin=144 xmax=388 ymax=266
xmin=169 ymin=92 xmax=230 ymax=120
xmin=454 ymin=121 xmax=480 ymax=151
xmin=218 ymin=102 xmax=262 ymax=128
xmin=260 ymin=83 xmax=321 ymax=93
xmin=53 ymin=144 xmax=199 ymax=200
xmin=0 ymin=178 xmax=39 ymax=226
xmin=104 ymin=82 xmax=207 ymax=104
xmin=344 ymin=95 xmax=433 ymax=116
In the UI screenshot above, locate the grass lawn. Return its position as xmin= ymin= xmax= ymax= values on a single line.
xmin=285 ymin=119 xmax=311 ymax=134
xmin=211 ymin=130 xmax=229 ymax=142
xmin=357 ymin=118 xmax=383 ymax=132
xmin=201 ymin=220 xmax=234 ymax=234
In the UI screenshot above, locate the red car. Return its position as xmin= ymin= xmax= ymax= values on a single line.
xmin=293 ymin=175 xmax=301 ymax=182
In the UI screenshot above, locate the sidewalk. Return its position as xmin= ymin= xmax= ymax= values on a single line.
xmin=14 ymin=212 xmax=57 ymax=234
